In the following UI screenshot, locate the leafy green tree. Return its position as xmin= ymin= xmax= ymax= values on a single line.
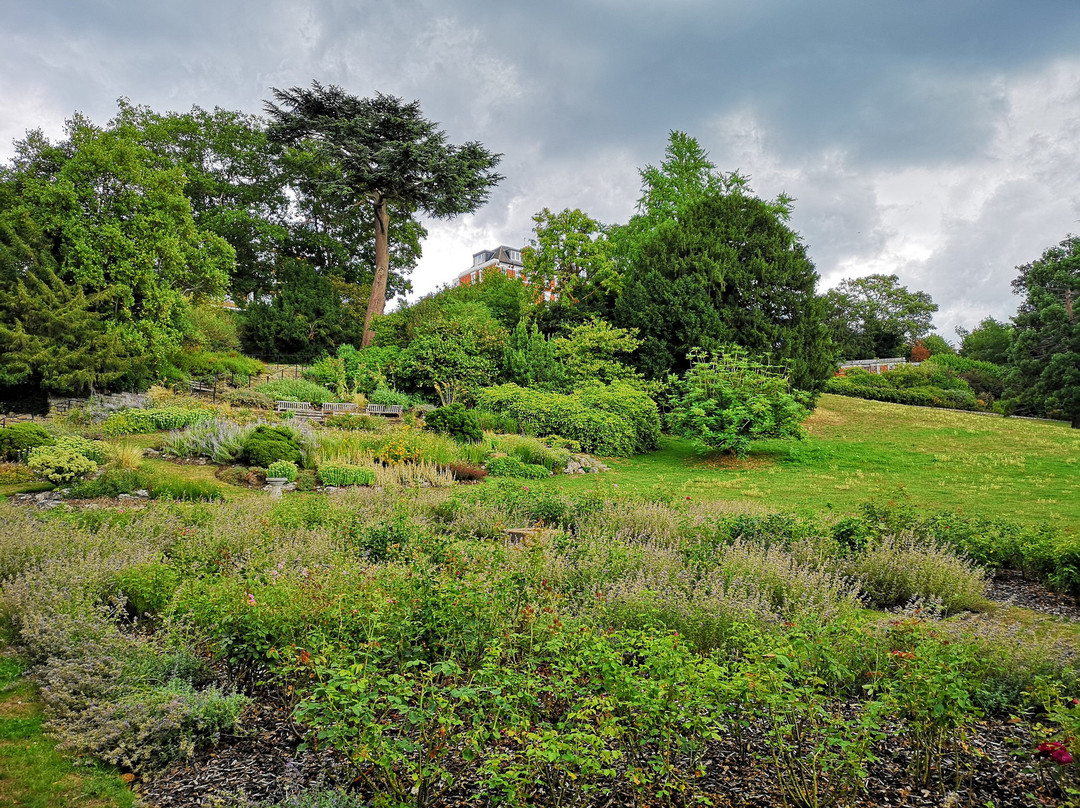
xmin=114 ymin=101 xmax=290 ymax=300
xmin=442 ymin=270 xmax=535 ymax=330
xmin=5 ymin=116 xmax=233 ymax=369
xmin=668 ymin=346 xmax=809 ymax=457
xmin=390 ymin=301 xmax=508 ymax=404
xmin=552 ymin=317 xmax=645 ymax=390
xmin=613 ymin=136 xmax=832 ymax=392
xmin=264 ymin=83 xmax=503 ymax=346
xmin=1008 ymin=235 xmax=1080 ymax=428
xmin=956 ymin=316 xmax=1013 ymax=365
xmin=824 ymin=275 xmax=938 ymax=360
xmin=523 ymin=208 xmax=619 ymax=306
xmin=920 ymin=334 xmax=955 ymax=356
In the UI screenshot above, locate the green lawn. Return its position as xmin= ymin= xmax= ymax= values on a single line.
xmin=548 ymin=394 xmax=1080 ymax=530
xmin=0 ymin=655 xmax=133 ymax=808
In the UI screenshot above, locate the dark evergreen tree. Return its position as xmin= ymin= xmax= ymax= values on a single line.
xmin=264 ymin=83 xmax=502 ymax=346
xmin=614 ymin=182 xmax=833 ymax=392
xmin=240 ymin=259 xmax=354 ymax=361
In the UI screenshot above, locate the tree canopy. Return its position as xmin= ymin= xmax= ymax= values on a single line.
xmin=611 ymin=132 xmax=832 ymax=392
xmin=1008 ymin=235 xmax=1080 ymax=428
xmin=823 ymin=274 xmax=938 ymax=360
xmin=264 ymin=83 xmax=503 ymax=346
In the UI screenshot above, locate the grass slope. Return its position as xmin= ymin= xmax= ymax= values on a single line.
xmin=0 ymin=656 xmax=133 ymax=808
xmin=550 ymin=394 xmax=1080 ymax=529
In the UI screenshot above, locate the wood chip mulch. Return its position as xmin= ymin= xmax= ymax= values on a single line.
xmin=133 ymin=572 xmax=1078 ymax=807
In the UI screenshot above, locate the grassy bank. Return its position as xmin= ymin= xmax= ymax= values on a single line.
xmin=548 ymin=394 xmax=1080 ymax=529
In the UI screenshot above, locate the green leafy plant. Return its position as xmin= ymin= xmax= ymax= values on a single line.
xmin=316 ymin=463 xmax=376 ymax=487
xmin=485 ymin=455 xmax=550 ymax=479
xmin=424 ymin=403 xmax=483 ymax=443
xmin=27 ymin=444 xmax=97 ymax=483
xmin=0 ymin=422 xmax=55 ymax=461
xmin=668 ymin=346 xmax=809 ymax=457
xmin=266 ymin=460 xmax=299 ymax=481
xmin=148 ymin=478 xmax=223 ymax=501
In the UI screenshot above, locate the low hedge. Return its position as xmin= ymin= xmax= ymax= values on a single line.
xmin=102 ymin=406 xmax=215 ymax=436
xmin=317 ymin=463 xmax=376 ymax=487
xmin=0 ymin=423 xmax=55 ymax=460
xmin=476 ymin=382 xmax=659 ymax=457
xmin=825 ymin=378 xmax=982 ymax=410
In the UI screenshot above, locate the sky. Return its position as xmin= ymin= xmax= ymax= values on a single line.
xmin=3 ymin=0 xmax=1080 ymax=339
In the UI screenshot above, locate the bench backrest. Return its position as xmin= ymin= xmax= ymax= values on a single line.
xmin=322 ymin=402 xmax=359 ymax=413
xmin=365 ymin=403 xmax=404 ymax=416
xmin=276 ymin=400 xmax=317 ymax=411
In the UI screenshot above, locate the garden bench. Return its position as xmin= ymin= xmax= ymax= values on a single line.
xmin=322 ymin=402 xmax=359 ymax=415
xmin=365 ymin=403 xmax=404 ymax=418
xmin=275 ymin=400 xmax=323 ymax=421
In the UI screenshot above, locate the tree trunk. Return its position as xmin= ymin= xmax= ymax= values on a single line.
xmin=361 ymin=199 xmax=390 ymax=348
xmin=1073 ymin=412 xmax=1079 ymax=430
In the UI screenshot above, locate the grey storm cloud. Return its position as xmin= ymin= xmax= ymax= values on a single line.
xmin=3 ymin=0 xmax=1080 ymax=337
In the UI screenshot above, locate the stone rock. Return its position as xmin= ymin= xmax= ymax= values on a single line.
xmin=134 ymin=489 xmax=150 ymax=498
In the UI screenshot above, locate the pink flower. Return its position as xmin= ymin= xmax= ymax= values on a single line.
xmin=246 ymin=592 xmax=257 ymax=606
xmin=1052 ymin=748 xmax=1074 ymax=765
xmin=1037 ymin=741 xmax=1074 ymax=764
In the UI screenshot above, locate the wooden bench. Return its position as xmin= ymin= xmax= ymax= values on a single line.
xmin=322 ymin=402 xmax=359 ymax=415
xmin=365 ymin=403 xmax=404 ymax=418
xmin=275 ymin=400 xmax=323 ymax=420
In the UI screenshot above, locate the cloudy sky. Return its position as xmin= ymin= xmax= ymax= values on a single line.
xmin=3 ymin=0 xmax=1080 ymax=338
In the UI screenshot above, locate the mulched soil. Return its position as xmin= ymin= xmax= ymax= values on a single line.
xmin=133 ymin=573 xmax=1078 ymax=808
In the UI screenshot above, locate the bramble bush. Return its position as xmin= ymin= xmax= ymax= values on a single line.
xmin=667 ymin=346 xmax=809 ymax=457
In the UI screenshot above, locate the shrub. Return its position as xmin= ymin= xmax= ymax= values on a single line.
xmin=69 ymin=467 xmax=154 ymax=499
xmin=221 ymin=389 xmax=275 ymax=409
xmin=368 ymin=384 xmax=412 ymax=407
xmin=266 ymin=460 xmax=299 ymax=482
xmin=27 ymin=445 xmax=97 ymax=483
xmin=667 ymin=347 xmax=809 ymax=457
xmin=474 ymin=409 xmax=518 ymax=434
xmin=847 ymin=534 xmax=989 ymax=614
xmin=493 ymin=434 xmax=571 ymax=471
xmin=486 ymin=455 xmax=550 ymax=479
xmin=149 ymin=478 xmax=224 ymax=502
xmin=172 ymin=349 xmax=265 ymax=382
xmin=242 ymin=425 xmax=303 ymax=467
xmin=55 ymin=679 xmax=248 ymax=774
xmin=111 ymin=563 xmax=180 ymax=619
xmin=317 ymin=463 xmax=376 ymax=486
xmin=476 ymin=382 xmax=659 ymax=457
xmin=254 ymin=378 xmax=336 ymax=406
xmin=54 ymin=435 xmax=110 ymax=465
xmin=425 ymin=403 xmax=483 ymax=443
xmin=165 ymin=418 xmax=251 ymax=464
xmin=0 ymin=422 xmax=55 ymax=460
xmin=445 ymin=461 xmax=488 ymax=482
xmin=325 ymin=413 xmax=384 ymax=431
xmin=101 ymin=406 xmax=215 ymax=435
